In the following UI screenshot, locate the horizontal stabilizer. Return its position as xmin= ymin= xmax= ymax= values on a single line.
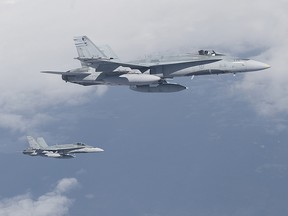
xmin=41 ymin=71 xmax=91 ymax=76
xmin=41 ymin=71 xmax=67 ymax=75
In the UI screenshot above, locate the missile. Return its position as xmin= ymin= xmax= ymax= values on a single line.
xmin=130 ymin=83 xmax=187 ymax=93
xmin=44 ymin=152 xmax=75 ymax=159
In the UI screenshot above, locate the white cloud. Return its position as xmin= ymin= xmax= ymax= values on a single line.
xmin=235 ymin=43 xmax=288 ymax=117
xmin=0 ymin=178 xmax=78 ymax=216
xmin=0 ymin=0 xmax=17 ymax=5
xmin=55 ymin=178 xmax=79 ymax=194
xmin=0 ymin=32 xmax=107 ymax=133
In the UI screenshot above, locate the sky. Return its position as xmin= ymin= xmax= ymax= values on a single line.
xmin=0 ymin=0 xmax=288 ymax=215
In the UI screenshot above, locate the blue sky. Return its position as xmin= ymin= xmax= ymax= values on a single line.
xmin=0 ymin=0 xmax=288 ymax=215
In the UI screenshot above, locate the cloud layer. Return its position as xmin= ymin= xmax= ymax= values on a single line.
xmin=0 ymin=178 xmax=78 ymax=216
xmin=0 ymin=0 xmax=287 ymax=135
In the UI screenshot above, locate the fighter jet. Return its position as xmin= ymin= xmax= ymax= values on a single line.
xmin=42 ymin=36 xmax=270 ymax=93
xmin=23 ymin=136 xmax=104 ymax=159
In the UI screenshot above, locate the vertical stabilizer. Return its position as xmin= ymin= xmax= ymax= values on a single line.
xmin=36 ymin=137 xmax=49 ymax=148
xmin=98 ymin=45 xmax=119 ymax=60
xmin=74 ymin=36 xmax=107 ymax=59
xmin=26 ymin=136 xmax=41 ymax=149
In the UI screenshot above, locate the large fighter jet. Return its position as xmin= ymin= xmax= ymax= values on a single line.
xmin=23 ymin=136 xmax=104 ymax=159
xmin=42 ymin=36 xmax=270 ymax=93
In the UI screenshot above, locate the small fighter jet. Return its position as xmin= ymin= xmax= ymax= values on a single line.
xmin=42 ymin=36 xmax=270 ymax=93
xmin=23 ymin=136 xmax=104 ymax=159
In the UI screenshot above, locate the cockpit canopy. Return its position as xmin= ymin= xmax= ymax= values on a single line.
xmin=198 ymin=50 xmax=224 ymax=56
xmin=198 ymin=50 xmax=216 ymax=56
xmin=76 ymin=142 xmax=86 ymax=146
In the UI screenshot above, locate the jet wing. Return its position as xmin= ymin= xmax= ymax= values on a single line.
xmin=44 ymin=146 xmax=84 ymax=153
xmin=75 ymin=57 xmax=221 ymax=73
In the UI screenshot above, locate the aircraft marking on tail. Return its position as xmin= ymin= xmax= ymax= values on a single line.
xmin=74 ymin=36 xmax=107 ymax=59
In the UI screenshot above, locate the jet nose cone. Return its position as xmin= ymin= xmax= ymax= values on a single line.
xmin=246 ymin=60 xmax=271 ymax=72
xmin=94 ymin=147 xmax=104 ymax=152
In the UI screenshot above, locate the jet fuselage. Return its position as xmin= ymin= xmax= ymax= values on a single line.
xmin=23 ymin=136 xmax=104 ymax=159
xmin=43 ymin=36 xmax=270 ymax=93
